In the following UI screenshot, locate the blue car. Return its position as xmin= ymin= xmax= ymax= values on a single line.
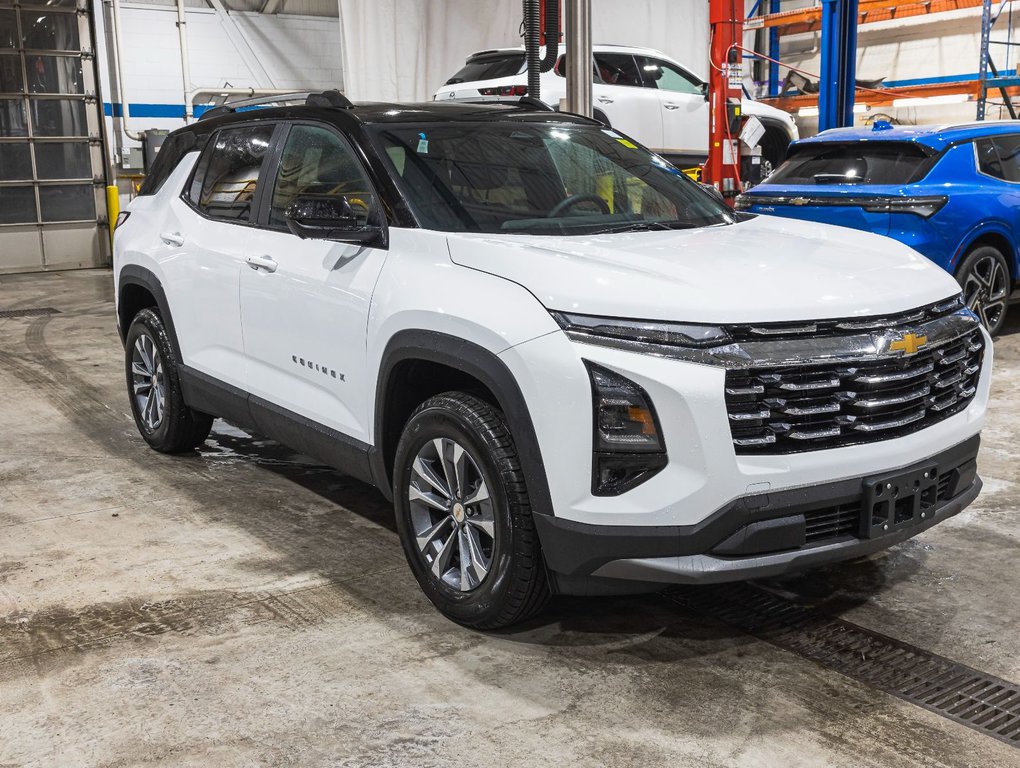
xmin=737 ymin=121 xmax=1020 ymax=335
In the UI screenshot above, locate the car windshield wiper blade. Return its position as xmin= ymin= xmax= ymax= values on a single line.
xmin=588 ymin=221 xmax=686 ymax=235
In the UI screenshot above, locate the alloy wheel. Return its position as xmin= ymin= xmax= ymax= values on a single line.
xmin=963 ymin=253 xmax=1009 ymax=332
xmin=131 ymin=333 xmax=166 ymax=431
xmin=408 ymin=437 xmax=496 ymax=592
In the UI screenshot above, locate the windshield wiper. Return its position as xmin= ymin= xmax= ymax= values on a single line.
xmin=589 ymin=221 xmax=689 ymax=235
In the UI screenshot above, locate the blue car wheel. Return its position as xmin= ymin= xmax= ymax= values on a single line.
xmin=957 ymin=246 xmax=1011 ymax=336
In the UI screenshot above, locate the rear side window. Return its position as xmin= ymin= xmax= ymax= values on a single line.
xmin=593 ymin=53 xmax=642 ymax=87
xmin=446 ymin=54 xmax=525 ymax=84
xmin=768 ymin=142 xmax=936 ymax=186
xmin=976 ymin=135 xmax=1020 ymax=182
xmin=138 ymin=132 xmax=203 ymax=196
xmin=187 ymin=124 xmax=275 ymax=221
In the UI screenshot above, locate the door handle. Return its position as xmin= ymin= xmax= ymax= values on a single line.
xmin=160 ymin=231 xmax=185 ymax=247
xmin=246 ymin=254 xmax=278 ymax=274
xmin=596 ymin=96 xmax=613 ymax=104
xmin=663 ymin=102 xmax=682 ymax=110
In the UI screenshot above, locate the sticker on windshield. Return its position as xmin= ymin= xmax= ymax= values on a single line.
xmin=616 ymin=138 xmax=638 ymax=149
xmin=416 ymin=132 xmax=429 ymax=153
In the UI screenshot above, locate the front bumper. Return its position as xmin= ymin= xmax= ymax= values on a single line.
xmin=534 ymin=435 xmax=980 ymax=584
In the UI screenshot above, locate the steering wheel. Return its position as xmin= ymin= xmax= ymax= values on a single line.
xmin=548 ymin=194 xmax=611 ymax=218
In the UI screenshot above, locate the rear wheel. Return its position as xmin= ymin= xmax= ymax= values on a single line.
xmin=393 ymin=392 xmax=549 ymax=629
xmin=125 ymin=308 xmax=213 ymax=453
xmin=957 ymin=246 xmax=1011 ymax=337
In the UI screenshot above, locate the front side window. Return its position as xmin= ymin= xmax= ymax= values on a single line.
xmin=267 ymin=124 xmax=375 ymax=229
xmin=977 ymin=135 xmax=1020 ymax=182
xmin=372 ymin=121 xmax=731 ymax=235
xmin=188 ymin=124 xmax=274 ymax=221
xmin=767 ymin=142 xmax=936 ymax=186
xmin=635 ymin=56 xmax=703 ymax=95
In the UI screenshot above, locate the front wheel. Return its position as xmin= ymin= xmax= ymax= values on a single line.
xmin=124 ymin=308 xmax=213 ymax=453
xmin=393 ymin=392 xmax=549 ymax=629
xmin=957 ymin=246 xmax=1011 ymax=337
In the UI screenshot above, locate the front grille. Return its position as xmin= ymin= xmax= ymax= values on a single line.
xmin=726 ymin=296 xmax=963 ymax=343
xmin=804 ymin=502 xmax=858 ymax=543
xmin=726 ymin=328 xmax=983 ymax=454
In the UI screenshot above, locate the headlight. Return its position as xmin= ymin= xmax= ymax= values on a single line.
xmin=586 ymin=362 xmax=667 ymax=496
xmin=552 ymin=312 xmax=731 ymax=349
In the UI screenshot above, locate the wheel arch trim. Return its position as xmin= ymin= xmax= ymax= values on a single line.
xmin=952 ymin=224 xmax=1018 ymax=282
xmin=117 ymin=265 xmax=184 ymax=363
xmin=372 ymin=329 xmax=553 ymax=516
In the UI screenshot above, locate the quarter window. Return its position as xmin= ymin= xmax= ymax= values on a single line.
xmin=267 ymin=124 xmax=374 ymax=229
xmin=977 ymin=135 xmax=1020 ymax=182
xmin=188 ymin=124 xmax=274 ymax=221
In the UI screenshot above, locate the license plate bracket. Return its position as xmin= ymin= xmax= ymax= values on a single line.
xmin=860 ymin=463 xmax=939 ymax=539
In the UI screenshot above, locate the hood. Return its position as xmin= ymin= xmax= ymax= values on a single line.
xmin=445 ymin=215 xmax=961 ymax=324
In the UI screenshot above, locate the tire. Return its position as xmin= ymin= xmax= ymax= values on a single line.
xmin=393 ymin=392 xmax=550 ymax=629
xmin=956 ymin=245 xmax=1012 ymax=337
xmin=124 ymin=308 xmax=213 ymax=453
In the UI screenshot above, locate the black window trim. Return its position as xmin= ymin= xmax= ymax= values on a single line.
xmin=179 ymin=119 xmax=285 ymax=229
xmin=251 ymin=118 xmax=388 ymax=239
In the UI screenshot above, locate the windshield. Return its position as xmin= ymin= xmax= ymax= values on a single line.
xmin=370 ymin=122 xmax=732 ymax=235
xmin=767 ymin=142 xmax=937 ymax=186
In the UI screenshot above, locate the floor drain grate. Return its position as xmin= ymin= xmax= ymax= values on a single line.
xmin=668 ymin=585 xmax=1020 ymax=748
xmin=0 ymin=307 xmax=60 ymax=319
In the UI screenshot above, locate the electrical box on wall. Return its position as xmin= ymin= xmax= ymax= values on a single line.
xmin=120 ymin=146 xmax=145 ymax=170
xmin=142 ymin=130 xmax=169 ymax=173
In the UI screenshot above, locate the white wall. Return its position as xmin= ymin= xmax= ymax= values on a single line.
xmin=97 ymin=1 xmax=344 ymax=166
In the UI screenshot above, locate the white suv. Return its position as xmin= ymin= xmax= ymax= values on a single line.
xmin=114 ymin=93 xmax=989 ymax=629
xmin=435 ymin=44 xmax=800 ymax=171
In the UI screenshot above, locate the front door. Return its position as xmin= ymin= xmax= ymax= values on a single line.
xmin=239 ymin=123 xmax=388 ymax=445
xmin=637 ymin=56 xmax=710 ymax=158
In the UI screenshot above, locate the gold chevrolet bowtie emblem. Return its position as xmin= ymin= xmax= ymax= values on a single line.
xmin=889 ymin=332 xmax=928 ymax=356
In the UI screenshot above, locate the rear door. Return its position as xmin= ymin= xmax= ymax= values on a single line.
xmin=637 ymin=55 xmax=709 ymax=157
xmin=591 ymin=52 xmax=665 ymax=152
xmin=239 ymin=122 xmax=389 ymax=446
xmin=161 ymin=122 xmax=278 ymax=389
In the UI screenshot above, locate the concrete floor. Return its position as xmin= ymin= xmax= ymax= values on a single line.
xmin=1 ymin=268 xmax=1018 ymax=768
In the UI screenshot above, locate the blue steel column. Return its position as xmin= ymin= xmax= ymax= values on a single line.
xmin=768 ymin=0 xmax=780 ymax=97
xmin=818 ymin=0 xmax=858 ymax=131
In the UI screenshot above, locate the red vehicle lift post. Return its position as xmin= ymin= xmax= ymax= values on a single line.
xmin=704 ymin=0 xmax=744 ymax=199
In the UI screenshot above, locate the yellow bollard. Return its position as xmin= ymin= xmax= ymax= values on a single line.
xmin=106 ymin=185 xmax=119 ymax=246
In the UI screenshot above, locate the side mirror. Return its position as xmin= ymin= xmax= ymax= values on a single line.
xmin=284 ymin=195 xmax=384 ymax=246
xmin=700 ymin=183 xmax=726 ymax=205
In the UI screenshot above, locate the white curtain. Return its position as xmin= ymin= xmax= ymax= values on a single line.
xmin=338 ymin=0 xmax=522 ymax=101
xmin=338 ymin=0 xmax=710 ymax=102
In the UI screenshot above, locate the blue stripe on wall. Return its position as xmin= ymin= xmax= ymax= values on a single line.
xmin=104 ymin=75 xmax=986 ymax=119
xmin=103 ymin=102 xmax=214 ymax=118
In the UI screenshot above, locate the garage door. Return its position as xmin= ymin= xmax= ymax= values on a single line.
xmin=0 ymin=0 xmax=107 ymax=273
